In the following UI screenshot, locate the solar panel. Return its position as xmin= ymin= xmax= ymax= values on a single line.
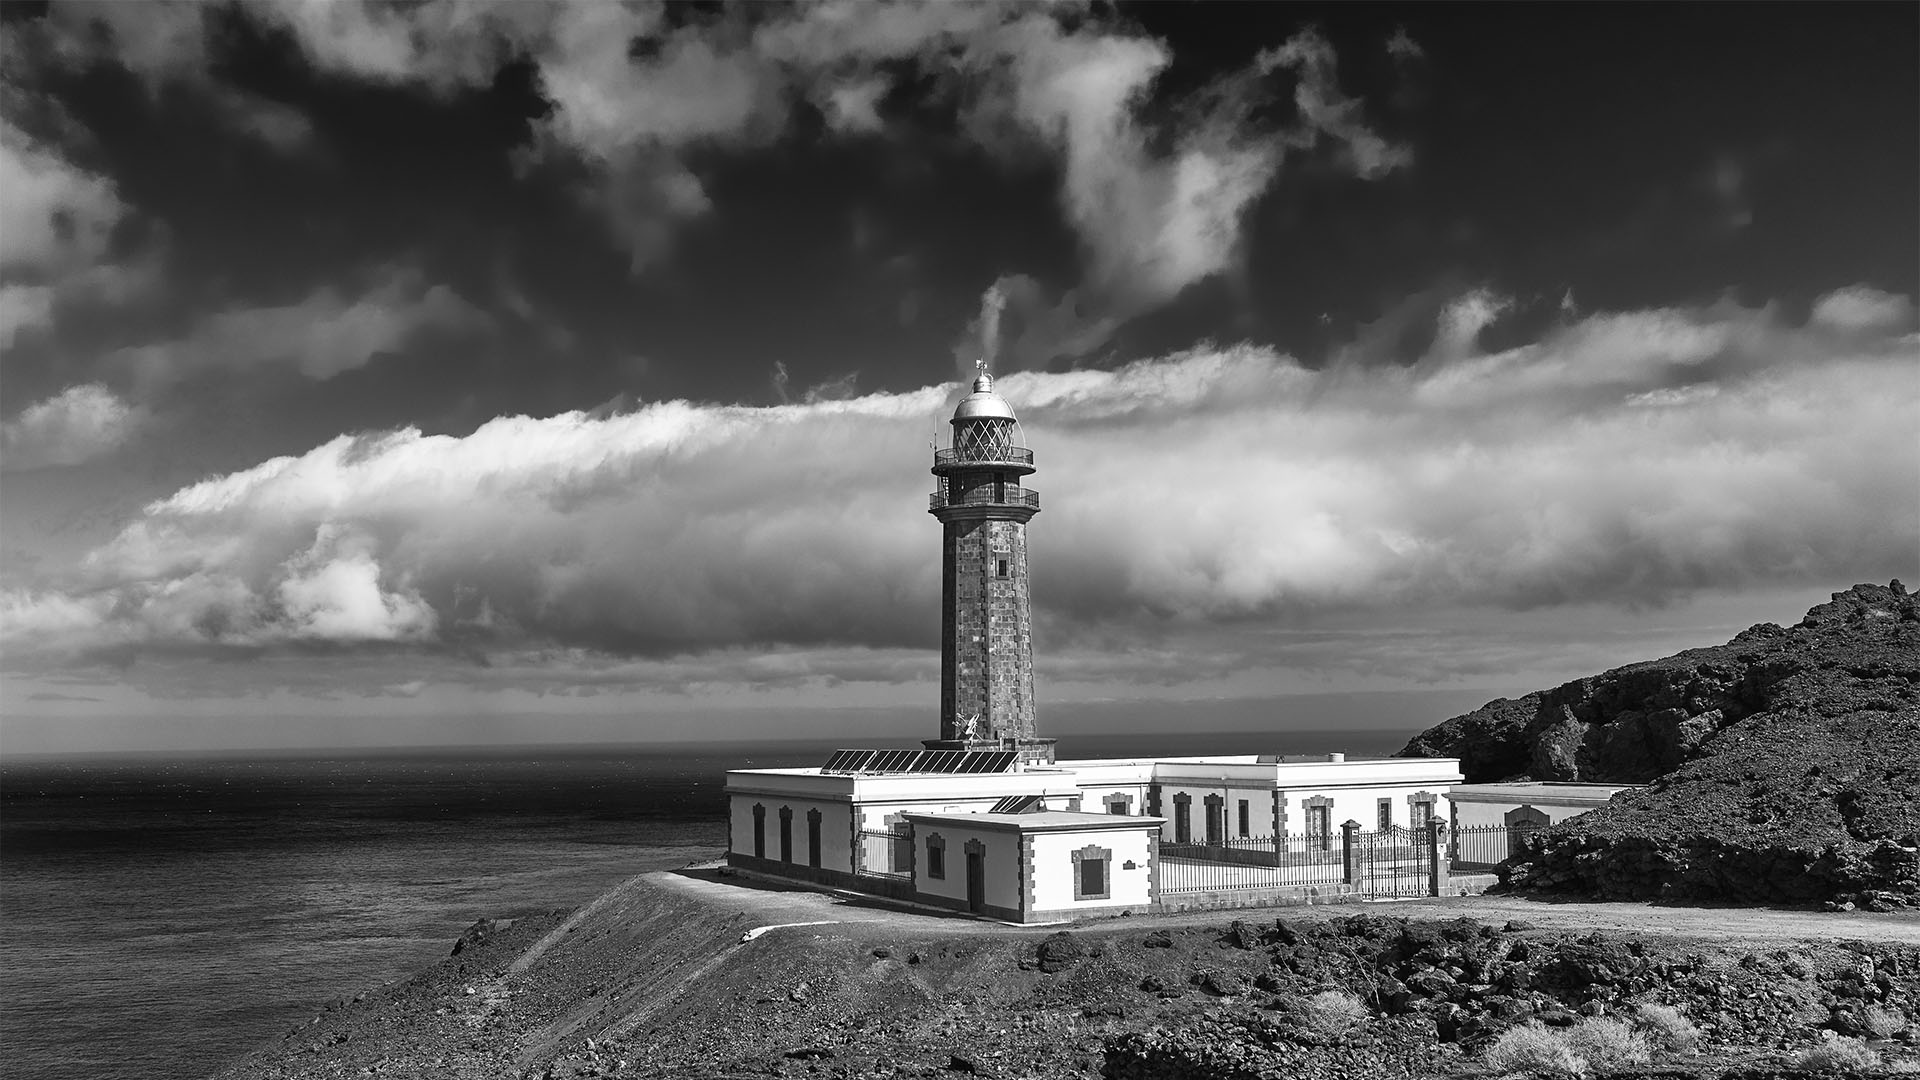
xmin=989 ymin=794 xmax=1042 ymax=813
xmin=815 ymin=747 xmax=1021 ymax=775
xmin=821 ymin=748 xmax=877 ymax=773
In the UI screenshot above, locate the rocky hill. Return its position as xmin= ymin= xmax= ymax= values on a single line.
xmin=1399 ymin=582 xmax=1920 ymax=907
xmin=213 ymin=870 xmax=1920 ymax=1079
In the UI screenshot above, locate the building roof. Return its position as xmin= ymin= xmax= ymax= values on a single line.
xmin=901 ymin=810 xmax=1164 ymax=833
xmin=1448 ymin=781 xmax=1640 ymax=805
xmin=952 ymin=370 xmax=1017 ymax=421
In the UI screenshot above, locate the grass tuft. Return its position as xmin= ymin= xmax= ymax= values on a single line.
xmin=1484 ymin=1021 xmax=1587 ymax=1079
xmin=1796 ymin=1036 xmax=1881 ymax=1073
xmin=1633 ymin=1003 xmax=1700 ymax=1053
xmin=1862 ymin=1005 xmax=1908 ymax=1040
xmin=1564 ymin=1016 xmax=1652 ymax=1072
xmin=1295 ymin=990 xmax=1369 ymax=1039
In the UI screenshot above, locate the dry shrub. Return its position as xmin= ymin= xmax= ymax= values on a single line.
xmin=1296 ymin=990 xmax=1369 ymax=1038
xmin=1634 ymin=1003 xmax=1700 ymax=1053
xmin=1566 ymin=1016 xmax=1653 ymax=1072
xmin=1796 ymin=1037 xmax=1882 ymax=1073
xmin=1484 ymin=1022 xmax=1586 ymax=1079
xmin=1885 ymin=1059 xmax=1920 ymax=1075
xmin=1863 ymin=1004 xmax=1909 ymax=1039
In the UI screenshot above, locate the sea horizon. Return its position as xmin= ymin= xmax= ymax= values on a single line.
xmin=0 ymin=726 xmax=1430 ymax=1080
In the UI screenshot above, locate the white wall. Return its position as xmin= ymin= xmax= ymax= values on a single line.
xmin=1144 ymin=782 xmax=1455 ymax=846
xmin=1028 ymin=828 xmax=1155 ymax=912
xmin=729 ymin=793 xmax=853 ymax=873
xmin=910 ymin=822 xmax=1024 ymax=912
xmin=853 ymin=798 xmax=1004 ymax=831
xmin=1154 ymin=782 xmax=1278 ymax=841
xmin=1276 ymin=784 xmax=1453 ymax=840
xmin=1451 ymin=798 xmax=1592 ymax=829
xmin=1074 ymin=784 xmax=1154 ymax=817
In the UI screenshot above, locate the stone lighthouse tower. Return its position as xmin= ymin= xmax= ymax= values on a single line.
xmin=926 ymin=364 xmax=1055 ymax=764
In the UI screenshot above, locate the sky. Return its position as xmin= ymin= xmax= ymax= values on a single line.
xmin=0 ymin=1 xmax=1915 ymax=756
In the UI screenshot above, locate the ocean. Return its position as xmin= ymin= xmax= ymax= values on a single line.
xmin=0 ymin=729 xmax=1419 ymax=1079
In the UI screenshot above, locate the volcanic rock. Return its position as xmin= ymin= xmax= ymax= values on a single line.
xmin=1399 ymin=582 xmax=1920 ymax=905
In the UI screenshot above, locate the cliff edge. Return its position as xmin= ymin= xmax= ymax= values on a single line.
xmin=1399 ymin=582 xmax=1920 ymax=907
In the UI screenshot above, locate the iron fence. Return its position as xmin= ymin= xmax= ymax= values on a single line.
xmin=1448 ymin=822 xmax=1536 ymax=872
xmin=1158 ymin=824 xmax=1489 ymax=898
xmin=1159 ymin=830 xmax=1348 ymax=894
xmin=1358 ymin=825 xmax=1438 ymax=898
xmin=855 ymin=826 xmax=913 ymax=879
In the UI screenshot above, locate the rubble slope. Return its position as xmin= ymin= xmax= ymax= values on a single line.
xmin=1399 ymin=582 xmax=1920 ymax=906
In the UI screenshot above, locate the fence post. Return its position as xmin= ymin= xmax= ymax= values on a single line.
xmin=1341 ymin=820 xmax=1361 ymax=885
xmin=1427 ymin=818 xmax=1444 ymax=897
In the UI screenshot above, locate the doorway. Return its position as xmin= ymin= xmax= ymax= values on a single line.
xmin=966 ymin=851 xmax=985 ymax=913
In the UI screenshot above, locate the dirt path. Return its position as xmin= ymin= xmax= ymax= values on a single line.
xmin=659 ymin=865 xmax=1920 ymax=945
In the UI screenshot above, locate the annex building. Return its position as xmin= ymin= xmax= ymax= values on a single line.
xmin=724 ymin=368 xmax=1616 ymax=921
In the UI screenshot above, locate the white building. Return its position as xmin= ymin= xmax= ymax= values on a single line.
xmin=721 ymin=369 xmax=1469 ymax=920
xmin=723 ymin=747 xmax=1468 ymax=921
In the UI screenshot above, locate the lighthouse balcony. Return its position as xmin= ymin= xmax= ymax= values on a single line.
xmin=930 ymin=485 xmax=1041 ymax=511
xmin=933 ymin=446 xmax=1034 ymax=470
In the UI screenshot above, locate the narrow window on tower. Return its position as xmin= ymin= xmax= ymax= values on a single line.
xmin=997 ymin=559 xmax=1009 ymax=578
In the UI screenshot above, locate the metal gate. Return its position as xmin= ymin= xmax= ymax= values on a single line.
xmin=1358 ymin=827 xmax=1437 ymax=898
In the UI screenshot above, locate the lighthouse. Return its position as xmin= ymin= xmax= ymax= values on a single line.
xmin=926 ymin=365 xmax=1055 ymax=764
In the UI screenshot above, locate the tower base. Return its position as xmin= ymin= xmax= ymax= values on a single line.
xmin=923 ymin=736 xmax=1057 ymax=766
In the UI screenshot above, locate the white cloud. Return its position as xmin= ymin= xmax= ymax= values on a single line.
xmin=0 ymin=117 xmax=123 ymax=273
xmin=1 ymin=382 xmax=143 ymax=470
xmin=952 ymin=21 xmax=1405 ymax=362
xmin=276 ymin=525 xmax=436 ymax=642
xmin=820 ymin=77 xmax=891 ymax=134
xmin=1432 ymin=288 xmax=1512 ymax=357
xmin=1810 ymin=284 xmax=1916 ymax=335
xmin=0 ymin=284 xmax=55 ymax=349
xmin=109 ymin=264 xmax=488 ymax=385
xmin=1386 ymin=27 xmax=1424 ymax=62
xmin=5 ymin=292 xmax=1914 ymax=684
xmin=31 ymin=2 xmax=326 ymax=153
xmin=207 ymin=86 xmax=317 ymax=154
xmin=0 ymin=114 xmax=138 ymax=346
xmin=973 ymin=17 xmax=1275 ymax=310
xmin=1263 ymin=29 xmax=1411 ymax=180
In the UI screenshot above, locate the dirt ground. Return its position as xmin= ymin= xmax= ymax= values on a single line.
xmin=661 ymin=862 xmax=1920 ymax=946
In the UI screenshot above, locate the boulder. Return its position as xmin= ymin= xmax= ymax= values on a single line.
xmin=450 ymin=918 xmax=499 ymax=956
xmin=1036 ymin=931 xmax=1085 ymax=973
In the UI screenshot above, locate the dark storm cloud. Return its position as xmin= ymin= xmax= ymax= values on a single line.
xmin=25 ymin=1 xmax=1403 ymax=347
xmin=5 ymin=288 xmax=1913 ymax=687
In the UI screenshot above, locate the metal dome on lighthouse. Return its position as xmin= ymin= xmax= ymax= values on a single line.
xmin=927 ymin=361 xmax=1054 ymax=764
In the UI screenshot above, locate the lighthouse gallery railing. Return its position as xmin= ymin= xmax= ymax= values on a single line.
xmin=929 ymin=485 xmax=1041 ymax=511
xmin=933 ymin=446 xmax=1034 ymax=468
